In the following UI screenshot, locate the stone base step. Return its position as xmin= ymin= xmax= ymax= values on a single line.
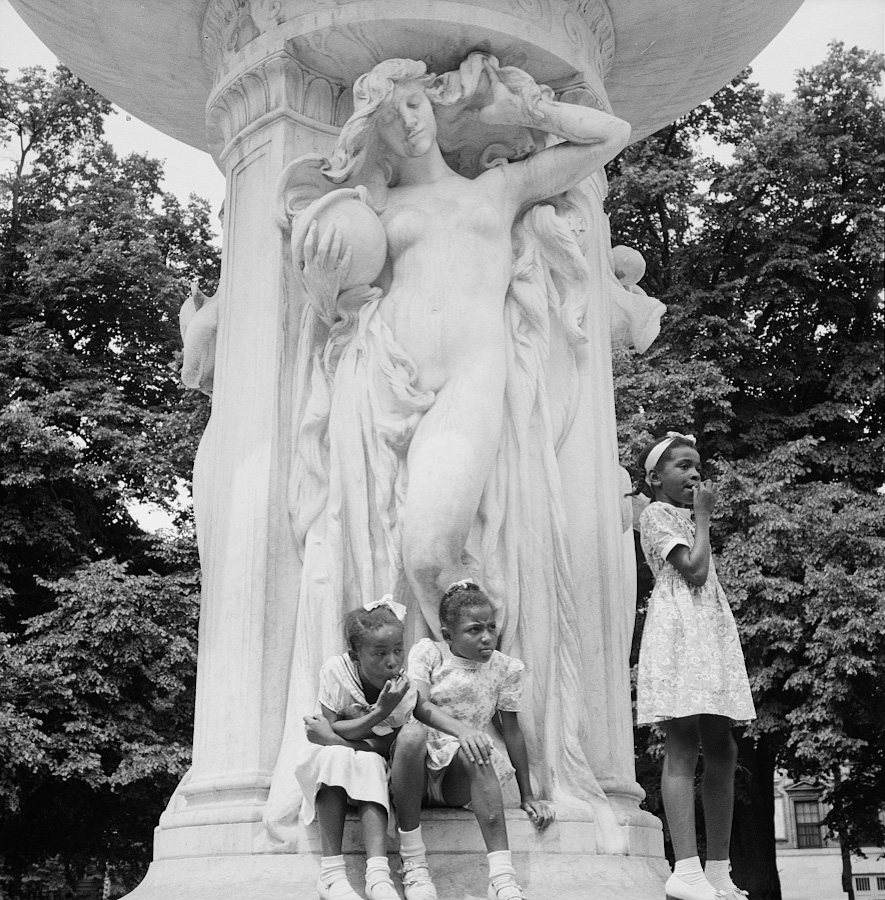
xmin=123 ymin=809 xmax=669 ymax=899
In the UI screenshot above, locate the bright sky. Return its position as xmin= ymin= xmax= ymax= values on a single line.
xmin=1 ymin=0 xmax=884 ymax=227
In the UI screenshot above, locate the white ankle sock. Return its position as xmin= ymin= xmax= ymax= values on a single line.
xmin=487 ymin=850 xmax=516 ymax=879
xmin=673 ymin=856 xmax=707 ymax=886
xmin=705 ymin=859 xmax=733 ymax=889
xmin=320 ymin=855 xmax=347 ymax=886
xmin=399 ymin=825 xmax=426 ymax=859
xmin=366 ymin=856 xmax=392 ymax=885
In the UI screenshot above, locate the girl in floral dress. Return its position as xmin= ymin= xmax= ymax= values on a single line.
xmin=633 ymin=433 xmax=755 ymax=900
xmin=392 ymin=581 xmax=554 ymax=900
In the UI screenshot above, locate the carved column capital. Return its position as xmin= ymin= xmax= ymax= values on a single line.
xmin=206 ymin=50 xmax=351 ymax=161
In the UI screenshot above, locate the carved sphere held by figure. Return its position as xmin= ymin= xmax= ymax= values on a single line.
xmin=612 ymin=244 xmax=646 ymax=286
xmin=314 ymin=195 xmax=387 ymax=290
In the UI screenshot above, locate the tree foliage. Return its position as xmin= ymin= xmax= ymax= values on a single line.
xmin=0 ymin=554 xmax=200 ymax=890
xmin=613 ymin=43 xmax=885 ymax=896
xmin=0 ymin=65 xmax=218 ymax=896
xmin=718 ymin=457 xmax=885 ymax=841
xmin=0 ymin=66 xmax=216 ymax=619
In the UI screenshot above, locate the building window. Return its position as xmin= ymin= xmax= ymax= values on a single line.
xmin=794 ymin=799 xmax=823 ymax=848
xmin=877 ymin=877 xmax=885 ymax=891
xmin=855 ymin=877 xmax=870 ymax=891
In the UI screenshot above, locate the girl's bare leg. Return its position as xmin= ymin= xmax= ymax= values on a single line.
xmin=316 ymin=785 xmax=349 ymax=857
xmin=390 ymin=722 xmax=429 ymax=832
xmin=698 ymin=714 xmax=738 ymax=861
xmin=662 ymin=716 xmax=701 ymax=861
xmin=359 ymin=801 xmax=390 ymax=859
xmin=442 ymin=750 xmax=509 ymax=852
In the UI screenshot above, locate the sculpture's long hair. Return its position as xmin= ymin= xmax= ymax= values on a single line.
xmin=322 ymin=52 xmax=546 ymax=186
xmin=323 ymin=59 xmax=436 ymax=186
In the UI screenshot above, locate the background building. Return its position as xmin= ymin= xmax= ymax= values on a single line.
xmin=775 ymin=773 xmax=885 ymax=900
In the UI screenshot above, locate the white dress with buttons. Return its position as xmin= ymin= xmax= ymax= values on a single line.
xmin=294 ymin=653 xmax=417 ymax=823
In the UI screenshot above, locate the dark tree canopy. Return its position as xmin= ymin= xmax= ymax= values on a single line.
xmin=0 ymin=65 xmax=218 ymax=896
xmin=612 ymin=42 xmax=884 ymax=898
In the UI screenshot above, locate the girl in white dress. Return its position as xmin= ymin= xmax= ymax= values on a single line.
xmin=298 ymin=597 xmax=488 ymax=900
xmin=633 ymin=433 xmax=755 ymax=900
xmin=392 ymin=582 xmax=554 ymax=900
xmin=296 ymin=598 xmax=414 ymax=900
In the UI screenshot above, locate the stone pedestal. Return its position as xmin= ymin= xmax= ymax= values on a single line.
xmin=128 ymin=809 xmax=667 ymax=899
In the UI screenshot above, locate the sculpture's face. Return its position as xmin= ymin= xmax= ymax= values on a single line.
xmin=444 ymin=603 xmax=498 ymax=663
xmin=354 ymin=624 xmax=405 ymax=689
xmin=376 ymin=81 xmax=437 ymax=159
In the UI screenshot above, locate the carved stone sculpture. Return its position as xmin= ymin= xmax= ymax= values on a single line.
xmin=179 ymin=280 xmax=220 ymax=396
xmin=265 ymin=50 xmax=636 ymax=849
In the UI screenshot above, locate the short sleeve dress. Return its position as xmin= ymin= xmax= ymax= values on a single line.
xmin=636 ymin=502 xmax=755 ymax=725
xmin=407 ymin=639 xmax=524 ymax=789
xmin=294 ymin=654 xmax=417 ymax=823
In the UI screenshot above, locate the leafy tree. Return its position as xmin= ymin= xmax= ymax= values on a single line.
xmin=0 ymin=65 xmax=218 ymax=895
xmin=0 ymin=66 xmax=217 ymax=626
xmin=717 ymin=448 xmax=885 ymax=890
xmin=0 ymin=65 xmax=111 ymax=295
xmin=612 ymin=43 xmax=884 ymax=898
xmin=0 ymin=551 xmax=199 ymax=895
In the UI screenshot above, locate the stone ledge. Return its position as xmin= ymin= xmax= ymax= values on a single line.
xmin=154 ymin=807 xmax=664 ymax=859
xmin=138 ymin=810 xmax=668 ymax=899
xmin=125 ymin=849 xmax=669 ymax=900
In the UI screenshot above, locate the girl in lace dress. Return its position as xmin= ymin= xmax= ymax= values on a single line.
xmin=633 ymin=433 xmax=755 ymax=900
xmin=392 ymin=581 xmax=554 ymax=900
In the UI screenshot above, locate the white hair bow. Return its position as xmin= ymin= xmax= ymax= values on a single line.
xmin=363 ymin=595 xmax=407 ymax=622
xmin=644 ymin=431 xmax=696 ymax=484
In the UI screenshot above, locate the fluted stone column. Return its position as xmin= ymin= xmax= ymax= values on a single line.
xmin=150 ymin=42 xmax=346 ymax=846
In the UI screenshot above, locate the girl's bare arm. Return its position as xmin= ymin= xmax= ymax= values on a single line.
xmin=666 ymin=481 xmax=717 ymax=586
xmin=411 ymin=682 xmax=493 ymax=765
xmin=328 ymin=674 xmax=410 ymax=741
xmin=305 ymin=707 xmax=381 ymax=753
xmin=495 ymin=711 xmax=555 ymax=829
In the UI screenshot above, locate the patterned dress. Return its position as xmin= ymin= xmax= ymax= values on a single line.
xmin=407 ymin=639 xmax=524 ymax=790
xmin=636 ymin=502 xmax=755 ymax=725
xmin=294 ymin=654 xmax=417 ymax=823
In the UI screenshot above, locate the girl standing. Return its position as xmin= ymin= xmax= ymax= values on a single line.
xmin=634 ymin=433 xmax=755 ymax=900
xmin=392 ymin=581 xmax=555 ymax=900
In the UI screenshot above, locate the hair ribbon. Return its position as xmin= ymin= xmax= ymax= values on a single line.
xmin=363 ymin=595 xmax=407 ymax=622
xmin=644 ymin=432 xmax=696 ymax=485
